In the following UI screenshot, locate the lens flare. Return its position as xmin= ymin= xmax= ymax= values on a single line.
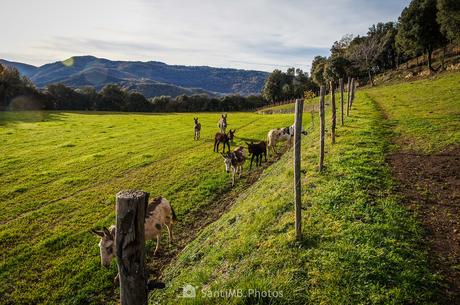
xmin=62 ymin=57 xmax=74 ymax=67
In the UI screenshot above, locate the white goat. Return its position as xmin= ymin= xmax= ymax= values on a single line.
xmin=267 ymin=125 xmax=307 ymax=155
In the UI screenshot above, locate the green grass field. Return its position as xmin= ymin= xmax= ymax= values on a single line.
xmin=149 ymin=72 xmax=459 ymax=304
xmin=365 ymin=71 xmax=460 ymax=153
xmin=0 ymin=112 xmax=295 ymax=305
xmin=1 ymin=72 xmax=459 ymax=305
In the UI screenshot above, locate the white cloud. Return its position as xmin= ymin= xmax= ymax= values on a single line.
xmin=0 ymin=0 xmax=409 ymax=72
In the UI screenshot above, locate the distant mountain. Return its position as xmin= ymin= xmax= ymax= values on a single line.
xmin=0 ymin=59 xmax=38 ymax=77
xmin=0 ymin=56 xmax=268 ymax=98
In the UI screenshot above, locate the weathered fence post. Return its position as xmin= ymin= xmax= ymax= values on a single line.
xmin=116 ymin=190 xmax=149 ymax=305
xmin=347 ymin=77 xmax=351 ymax=116
xmin=319 ymin=86 xmax=325 ymax=172
xmin=339 ymin=78 xmax=344 ymax=126
xmin=311 ymin=109 xmax=314 ymax=129
xmin=294 ymin=98 xmax=304 ymax=241
xmin=330 ymin=80 xmax=336 ymax=144
xmin=350 ymin=78 xmax=356 ymax=109
xmin=351 ymin=79 xmax=356 ymax=106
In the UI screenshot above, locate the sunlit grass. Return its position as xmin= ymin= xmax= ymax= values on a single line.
xmin=0 ymin=111 xmax=296 ymax=305
xmin=1 ymin=72 xmax=458 ymax=305
xmin=365 ymin=71 xmax=460 ymax=153
xmin=149 ymin=77 xmax=453 ymax=304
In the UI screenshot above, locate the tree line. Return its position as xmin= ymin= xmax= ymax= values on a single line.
xmin=262 ymin=0 xmax=459 ymax=101
xmin=0 ymin=63 xmax=269 ymax=112
xmin=312 ymin=0 xmax=459 ymax=86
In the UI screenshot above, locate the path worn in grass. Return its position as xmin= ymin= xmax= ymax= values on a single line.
xmin=387 ymin=149 xmax=460 ymax=303
xmin=366 ymin=72 xmax=460 ymax=304
xmin=147 ymin=151 xmax=285 ymax=281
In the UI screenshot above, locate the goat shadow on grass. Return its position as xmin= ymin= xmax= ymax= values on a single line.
xmin=237 ymin=137 xmax=265 ymax=143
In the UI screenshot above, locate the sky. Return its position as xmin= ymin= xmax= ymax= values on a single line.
xmin=0 ymin=0 xmax=410 ymax=72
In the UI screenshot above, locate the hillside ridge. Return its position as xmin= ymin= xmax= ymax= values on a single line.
xmin=0 ymin=56 xmax=269 ymax=98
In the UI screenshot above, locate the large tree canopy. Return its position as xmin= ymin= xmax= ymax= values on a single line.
xmin=262 ymin=68 xmax=317 ymax=102
xmin=396 ymin=0 xmax=445 ymax=70
xmin=437 ymin=0 xmax=460 ymax=43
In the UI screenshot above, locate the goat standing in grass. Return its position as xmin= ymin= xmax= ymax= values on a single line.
xmin=214 ymin=132 xmax=230 ymax=153
xmin=194 ymin=117 xmax=201 ymax=140
xmin=267 ymin=125 xmax=307 ymax=155
xmin=218 ymin=114 xmax=228 ymax=133
xmin=246 ymin=141 xmax=267 ymax=169
xmin=92 ymin=196 xmax=177 ymax=268
xmin=221 ymin=146 xmax=246 ymax=186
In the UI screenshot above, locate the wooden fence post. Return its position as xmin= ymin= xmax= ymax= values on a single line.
xmin=330 ymin=80 xmax=336 ymax=144
xmin=311 ymin=109 xmax=314 ymax=129
xmin=339 ymin=78 xmax=344 ymax=126
xmin=347 ymin=77 xmax=351 ymax=116
xmin=319 ymin=86 xmax=325 ymax=172
xmin=351 ymin=79 xmax=356 ymax=106
xmin=294 ymin=98 xmax=304 ymax=241
xmin=116 ymin=190 xmax=149 ymax=305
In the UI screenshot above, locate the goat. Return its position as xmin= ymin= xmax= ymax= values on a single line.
xmin=267 ymin=125 xmax=307 ymax=155
xmin=214 ymin=132 xmax=230 ymax=153
xmin=91 ymin=196 xmax=177 ymax=268
xmin=221 ymin=146 xmax=246 ymax=186
xmin=194 ymin=117 xmax=201 ymax=140
xmin=246 ymin=141 xmax=267 ymax=169
xmin=218 ymin=114 xmax=228 ymax=133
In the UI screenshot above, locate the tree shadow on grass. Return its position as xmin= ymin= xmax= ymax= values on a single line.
xmin=0 ymin=111 xmax=67 ymax=126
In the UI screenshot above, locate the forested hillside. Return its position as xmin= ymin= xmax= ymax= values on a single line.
xmin=0 ymin=56 xmax=268 ymax=97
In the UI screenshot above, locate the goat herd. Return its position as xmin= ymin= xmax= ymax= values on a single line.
xmin=197 ymin=114 xmax=307 ymax=187
xmin=92 ymin=113 xmax=306 ymax=279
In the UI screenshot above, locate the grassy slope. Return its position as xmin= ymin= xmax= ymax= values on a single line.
xmin=2 ymin=72 xmax=458 ymax=305
xmin=365 ymin=71 xmax=460 ymax=153
xmin=151 ymin=81 xmax=446 ymax=304
xmin=0 ymin=111 xmax=295 ymax=305
xmin=257 ymin=98 xmax=318 ymax=114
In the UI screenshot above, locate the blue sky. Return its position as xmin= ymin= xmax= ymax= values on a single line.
xmin=1 ymin=0 xmax=410 ymax=72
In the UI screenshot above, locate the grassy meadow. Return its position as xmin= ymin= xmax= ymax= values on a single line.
xmin=0 ymin=111 xmax=295 ymax=304
xmin=1 ymin=72 xmax=459 ymax=305
xmin=365 ymin=71 xmax=460 ymax=153
xmin=150 ymin=78 xmax=456 ymax=304
xmin=149 ymin=72 xmax=459 ymax=304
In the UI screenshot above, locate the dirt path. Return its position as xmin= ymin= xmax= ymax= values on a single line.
xmin=387 ymin=149 xmax=460 ymax=304
xmin=370 ymin=90 xmax=460 ymax=304
xmin=144 ymin=150 xmax=285 ymax=282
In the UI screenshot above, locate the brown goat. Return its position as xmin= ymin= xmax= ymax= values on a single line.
xmin=214 ymin=132 xmax=230 ymax=153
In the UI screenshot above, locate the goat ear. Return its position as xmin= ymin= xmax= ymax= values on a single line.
xmin=103 ymin=227 xmax=112 ymax=238
xmin=220 ymin=152 xmax=226 ymax=159
xmin=245 ymin=142 xmax=250 ymax=146
xmin=91 ymin=229 xmax=105 ymax=238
